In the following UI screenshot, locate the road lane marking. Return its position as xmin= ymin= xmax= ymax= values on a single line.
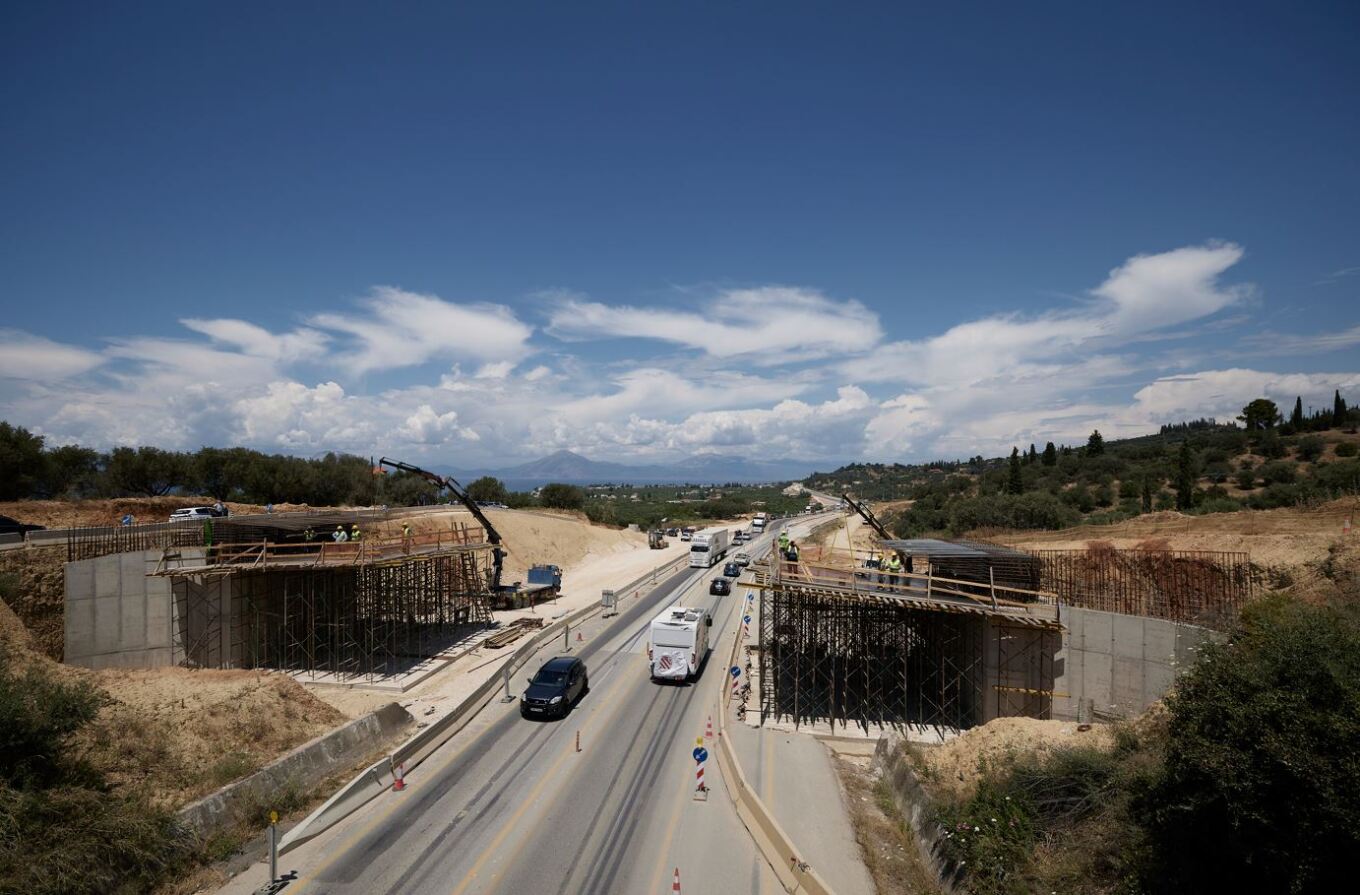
xmin=450 ymin=665 xmax=640 ymax=895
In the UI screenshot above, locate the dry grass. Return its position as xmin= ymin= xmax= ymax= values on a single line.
xmin=833 ymin=754 xmax=943 ymax=895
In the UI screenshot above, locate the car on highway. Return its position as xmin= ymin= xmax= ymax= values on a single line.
xmin=709 ymin=576 xmax=731 ymax=596
xmin=169 ymin=506 xmax=227 ymax=522
xmin=733 ymin=552 xmax=750 ymax=566
xmin=722 ymin=561 xmax=741 ymax=578
xmin=520 ymin=655 xmax=588 ymax=719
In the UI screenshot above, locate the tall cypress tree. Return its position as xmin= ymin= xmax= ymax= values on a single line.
xmin=1141 ymin=474 xmax=1154 ymax=513
xmin=1028 ymin=443 xmax=1038 ymax=464
xmin=1291 ymin=396 xmax=1304 ymax=429
xmin=1042 ymin=442 xmax=1057 ymax=466
xmin=1175 ymin=441 xmax=1197 ymax=510
xmin=1008 ymin=447 xmax=1024 ymax=494
xmin=1335 ymin=389 xmax=1348 ymax=426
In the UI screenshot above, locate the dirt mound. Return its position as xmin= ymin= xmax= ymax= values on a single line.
xmin=0 ymin=545 xmax=67 ymax=659
xmin=0 ymin=496 xmax=307 ymax=529
xmin=921 ymin=717 xmax=1115 ymax=799
xmin=367 ymin=507 xmax=648 ymax=584
xmin=85 ymin=668 xmax=347 ymax=808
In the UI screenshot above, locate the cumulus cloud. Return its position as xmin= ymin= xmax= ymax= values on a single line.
xmin=311 ymin=286 xmax=534 ymax=374
xmin=0 ymin=329 xmax=104 ymax=380
xmin=546 ymin=286 xmax=882 ymax=363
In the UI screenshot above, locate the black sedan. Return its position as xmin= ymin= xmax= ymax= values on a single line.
xmin=709 ymin=577 xmax=731 ymax=596
xmin=521 ymin=656 xmax=588 ymax=719
xmin=723 ymin=561 xmax=741 ymax=578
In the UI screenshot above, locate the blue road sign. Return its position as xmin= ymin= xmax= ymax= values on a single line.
xmin=693 ymin=747 xmax=709 ymax=763
xmin=730 ymin=665 xmax=741 ymax=677
xmin=743 ymin=615 xmax=751 ymax=623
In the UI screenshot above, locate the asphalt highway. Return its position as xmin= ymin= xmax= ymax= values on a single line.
xmin=262 ymin=525 xmax=802 ymax=895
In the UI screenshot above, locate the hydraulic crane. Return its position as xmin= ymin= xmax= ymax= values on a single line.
xmin=842 ymin=492 xmax=908 ymax=568
xmin=378 ymin=457 xmax=506 ymax=591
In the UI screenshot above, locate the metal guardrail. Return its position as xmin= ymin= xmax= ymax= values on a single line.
xmin=279 ymin=549 xmax=692 ymax=853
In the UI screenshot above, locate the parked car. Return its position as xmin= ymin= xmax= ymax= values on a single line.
xmin=709 ymin=577 xmax=731 ymax=596
xmin=723 ymin=561 xmax=741 ymax=578
xmin=520 ymin=656 xmax=588 ymax=719
xmin=169 ymin=506 xmax=221 ymax=523
xmin=0 ymin=515 xmax=44 ymax=537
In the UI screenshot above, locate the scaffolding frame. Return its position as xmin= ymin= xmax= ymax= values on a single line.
xmin=172 ymin=538 xmax=495 ymax=680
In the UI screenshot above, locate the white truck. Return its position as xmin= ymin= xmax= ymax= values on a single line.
xmin=688 ymin=526 xmax=730 ymax=568
xmin=647 ymin=606 xmax=712 ymax=681
xmin=751 ymin=512 xmax=768 ymax=534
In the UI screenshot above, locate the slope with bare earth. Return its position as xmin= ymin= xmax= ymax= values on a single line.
xmin=0 ymin=496 xmax=299 ymax=529
xmin=990 ymin=498 xmax=1355 ymax=568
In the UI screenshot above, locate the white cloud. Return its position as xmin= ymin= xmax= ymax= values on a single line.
xmin=1092 ymin=241 xmax=1248 ymax=336
xmin=0 ymin=329 xmax=104 ymax=380
xmin=180 ymin=318 xmax=329 ymax=362
xmin=311 ymin=286 xmax=533 ymax=374
xmin=546 ymin=286 xmax=881 ymax=363
xmin=474 ymin=361 xmax=516 ymax=379
xmin=1119 ymin=369 xmax=1360 ymax=430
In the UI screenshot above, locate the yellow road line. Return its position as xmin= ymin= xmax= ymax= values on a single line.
xmin=453 ymin=655 xmax=641 ymax=895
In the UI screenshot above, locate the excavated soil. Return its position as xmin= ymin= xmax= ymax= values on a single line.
xmin=919 ymin=717 xmax=1117 ymax=799
xmin=0 ymin=496 xmax=300 ymax=529
xmin=0 ymin=544 xmax=67 ymax=659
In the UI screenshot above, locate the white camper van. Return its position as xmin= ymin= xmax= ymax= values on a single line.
xmin=648 ymin=606 xmax=712 ymax=682
xmin=688 ymin=526 xmax=730 ymax=568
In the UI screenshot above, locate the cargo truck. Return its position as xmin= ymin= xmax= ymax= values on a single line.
xmin=688 ymin=526 xmax=730 ymax=568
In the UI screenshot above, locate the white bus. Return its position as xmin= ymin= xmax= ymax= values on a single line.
xmin=689 ymin=526 xmax=730 ymax=568
xmin=647 ymin=606 xmax=712 ymax=681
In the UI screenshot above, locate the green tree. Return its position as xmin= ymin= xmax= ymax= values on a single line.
xmin=1086 ymin=429 xmax=1105 ymax=456
xmin=1290 ymin=395 xmax=1304 ymax=429
xmin=1138 ymin=596 xmax=1360 ymax=893
xmin=1141 ymin=473 xmax=1155 ymax=512
xmin=539 ymin=483 xmax=585 ymax=510
xmin=42 ymin=445 xmax=100 ymax=498
xmin=1335 ymin=389 xmax=1348 ymax=426
xmin=0 ymin=422 xmax=46 ymax=501
xmin=1237 ymin=398 xmax=1281 ymax=432
xmin=466 ymin=476 xmax=509 ymax=503
xmin=1007 ymin=447 xmax=1024 ymax=495
xmin=1027 ymin=443 xmax=1037 ymax=465
xmin=1041 ymin=442 xmax=1057 ymax=466
xmin=104 ymin=447 xmax=187 ymax=497
xmin=1175 ymin=441 xmax=1198 ymax=510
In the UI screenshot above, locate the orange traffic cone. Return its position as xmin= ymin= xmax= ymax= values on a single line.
xmin=672 ymin=867 xmax=681 ymax=894
xmin=393 ymin=762 xmax=406 ymax=792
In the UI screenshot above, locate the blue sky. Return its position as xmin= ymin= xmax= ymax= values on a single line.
xmin=1 ymin=1 xmax=1357 ymax=466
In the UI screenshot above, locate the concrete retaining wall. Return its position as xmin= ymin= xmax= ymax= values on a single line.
xmin=177 ymin=701 xmax=413 ymax=835
xmin=64 ymin=548 xmax=198 ymax=669
xmin=1053 ymin=605 xmax=1220 ymax=721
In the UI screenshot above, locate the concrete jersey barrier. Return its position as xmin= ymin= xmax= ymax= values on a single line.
xmin=712 ymin=531 xmax=840 ymax=895
xmin=281 ymin=551 xmax=690 ymax=853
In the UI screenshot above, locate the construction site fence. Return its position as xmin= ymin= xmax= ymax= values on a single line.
xmin=157 ymin=527 xmax=488 ymax=574
xmin=67 ymin=520 xmax=205 ymax=562
xmin=1031 ymin=547 xmax=1253 ymax=630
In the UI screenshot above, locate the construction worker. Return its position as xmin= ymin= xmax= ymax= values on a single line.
xmin=333 ymin=525 xmax=348 ymax=543
xmin=777 ymin=530 xmax=790 ymax=553
xmin=303 ymin=527 xmax=316 ymax=542
xmin=350 ymin=523 xmax=361 ymax=542
xmin=402 ymin=521 xmax=412 ymax=552
xmin=883 ymin=553 xmax=903 ymax=589
xmin=786 ymin=541 xmax=800 ymax=562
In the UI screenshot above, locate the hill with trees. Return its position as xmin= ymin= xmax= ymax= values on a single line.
xmin=805 ymin=392 xmax=1360 ymax=538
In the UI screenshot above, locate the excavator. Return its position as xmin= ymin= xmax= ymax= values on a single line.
xmin=378 ymin=457 xmax=506 ymax=592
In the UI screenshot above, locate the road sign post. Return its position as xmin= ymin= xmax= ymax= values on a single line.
xmin=268 ymin=810 xmax=278 ymax=883
xmin=692 ymin=745 xmax=709 ymax=801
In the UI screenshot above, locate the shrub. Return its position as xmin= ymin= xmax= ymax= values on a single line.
xmin=1257 ymin=460 xmax=1296 ymax=486
xmin=1136 ymin=595 xmax=1360 ymax=893
xmin=1336 ymin=441 xmax=1358 ymax=458
xmin=1234 ymin=468 xmax=1255 ymax=490
xmin=0 ymin=650 xmax=108 ymax=789
xmin=1295 ymin=435 xmax=1326 ymax=462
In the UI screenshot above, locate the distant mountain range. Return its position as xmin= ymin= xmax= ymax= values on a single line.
xmin=436 ymin=450 xmax=832 ymax=488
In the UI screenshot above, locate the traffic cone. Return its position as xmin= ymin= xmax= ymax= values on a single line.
xmin=393 ymin=762 xmax=406 ymax=792
xmin=672 ymin=867 xmax=681 ymax=894
xmin=576 ymin=630 xmax=584 ymax=642
xmin=705 ymin=715 xmax=713 ymax=740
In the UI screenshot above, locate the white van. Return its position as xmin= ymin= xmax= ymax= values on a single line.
xmin=647 ymin=606 xmax=712 ymax=682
